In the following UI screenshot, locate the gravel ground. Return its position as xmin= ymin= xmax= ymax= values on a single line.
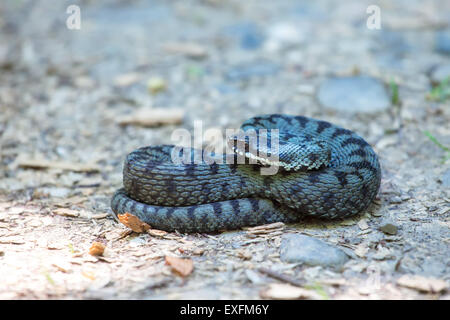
xmin=0 ymin=0 xmax=449 ymax=300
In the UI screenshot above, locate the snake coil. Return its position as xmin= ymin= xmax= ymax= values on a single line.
xmin=111 ymin=114 xmax=381 ymax=232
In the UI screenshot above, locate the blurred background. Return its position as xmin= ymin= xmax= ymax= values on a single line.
xmin=1 ymin=0 xmax=449 ymax=165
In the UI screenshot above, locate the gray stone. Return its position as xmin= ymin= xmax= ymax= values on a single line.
xmin=88 ymin=196 xmax=112 ymax=212
xmin=280 ymin=234 xmax=350 ymax=270
xmin=264 ymin=22 xmax=306 ymax=52
xmin=225 ymin=61 xmax=280 ymax=81
xmin=39 ymin=187 xmax=71 ymax=198
xmin=245 ymin=269 xmax=264 ymax=284
xmin=317 ymin=76 xmax=390 ymax=113
xmin=374 ymin=31 xmax=409 ymax=71
xmin=378 ymin=221 xmax=398 ymax=235
xmin=441 ymin=169 xmax=450 ymax=187
xmin=430 ymin=64 xmax=450 ymax=84
xmin=421 ymin=257 xmax=446 ymax=277
xmin=436 ymin=30 xmax=450 ymax=55
xmin=389 ymin=195 xmax=403 ymax=204
xmin=223 ymin=22 xmax=265 ymax=50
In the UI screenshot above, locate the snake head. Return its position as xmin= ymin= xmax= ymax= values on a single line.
xmin=227 ymin=129 xmax=281 ymax=168
xmin=227 ymin=130 xmax=331 ymax=171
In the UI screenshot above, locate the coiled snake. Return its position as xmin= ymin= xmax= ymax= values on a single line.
xmin=111 ymin=114 xmax=381 ymax=232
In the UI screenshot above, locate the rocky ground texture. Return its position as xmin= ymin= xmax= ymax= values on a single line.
xmin=0 ymin=0 xmax=449 ymax=299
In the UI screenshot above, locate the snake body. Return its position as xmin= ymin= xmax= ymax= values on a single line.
xmin=111 ymin=114 xmax=381 ymax=232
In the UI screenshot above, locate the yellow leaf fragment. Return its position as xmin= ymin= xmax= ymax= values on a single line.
xmin=165 ymin=256 xmax=194 ymax=277
xmin=88 ymin=241 xmax=105 ymax=256
xmin=118 ymin=213 xmax=151 ymax=233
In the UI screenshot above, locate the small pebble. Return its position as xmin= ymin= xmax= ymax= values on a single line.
xmin=390 ymin=195 xmax=403 ymax=204
xmin=400 ymin=194 xmax=411 ymax=201
xmin=225 ymin=61 xmax=279 ymax=81
xmin=245 ymin=269 xmax=264 ymax=285
xmin=39 ymin=187 xmax=71 ymax=198
xmin=264 ymin=22 xmax=305 ymax=51
xmin=430 ymin=64 xmax=450 ymax=84
xmin=223 ymin=22 xmax=265 ymax=50
xmin=378 ymin=222 xmax=398 ymax=235
xmin=435 ymin=30 xmax=450 ymax=55
xmin=147 ymin=77 xmax=167 ymax=94
xmin=441 ymin=169 xmax=450 ymax=188
xmin=89 ymin=242 xmax=105 ymax=256
xmin=280 ymin=234 xmax=349 ymax=270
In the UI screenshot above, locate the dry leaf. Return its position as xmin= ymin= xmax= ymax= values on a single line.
xmin=260 ymin=283 xmax=322 ymax=300
xmin=113 ymin=72 xmax=142 ymax=87
xmin=354 ymin=243 xmax=369 ymax=258
xmin=105 ymin=228 xmax=132 ymax=241
xmin=88 ymin=242 xmax=105 ymax=256
xmin=117 ymin=108 xmax=185 ymax=127
xmin=54 ymin=196 xmax=86 ymax=208
xmin=81 ymin=270 xmax=96 ymax=280
xmin=357 ymin=219 xmax=369 ymax=230
xmin=163 ymin=42 xmax=208 ymax=59
xmin=320 ymin=278 xmax=347 ymax=286
xmin=17 ymin=159 xmax=100 ymax=173
xmin=53 ymin=208 xmax=80 ymax=217
xmin=51 ymin=260 xmax=72 ymax=273
xmin=193 ymin=248 xmax=205 ymax=256
xmin=76 ymin=176 xmax=102 ymax=187
xmin=236 ymin=249 xmax=252 ymax=260
xmin=46 ymin=241 xmax=64 ymax=250
xmin=397 ymin=275 xmax=448 ymax=293
xmin=245 ymin=222 xmax=285 ymax=235
xmin=118 ymin=212 xmax=151 ymax=233
xmin=147 ymin=229 xmax=168 ymax=237
xmin=91 ymin=213 xmax=109 ymax=219
xmin=165 ymin=256 xmax=194 ymax=277
xmin=0 ymin=236 xmax=25 ymax=245
xmin=340 ymin=219 xmax=358 ymax=226
xmin=0 ymin=222 xmax=10 ymax=229
xmin=7 ymin=206 xmax=25 ymax=214
xmin=74 ymin=76 xmax=95 ymax=89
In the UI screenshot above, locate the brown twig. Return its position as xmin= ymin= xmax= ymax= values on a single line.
xmin=258 ymin=267 xmax=305 ymax=287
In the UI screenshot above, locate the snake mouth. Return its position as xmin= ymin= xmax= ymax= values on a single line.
xmin=226 ymin=128 xmax=333 ymax=172
xmin=231 ymin=146 xmax=283 ymax=168
xmin=227 ymin=133 xmax=287 ymax=170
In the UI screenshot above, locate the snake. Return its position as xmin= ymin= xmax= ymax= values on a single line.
xmin=111 ymin=114 xmax=381 ymax=233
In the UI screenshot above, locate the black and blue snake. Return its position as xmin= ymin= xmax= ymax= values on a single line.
xmin=111 ymin=114 xmax=381 ymax=232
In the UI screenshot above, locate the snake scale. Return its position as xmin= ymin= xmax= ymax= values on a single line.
xmin=111 ymin=114 xmax=381 ymax=233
